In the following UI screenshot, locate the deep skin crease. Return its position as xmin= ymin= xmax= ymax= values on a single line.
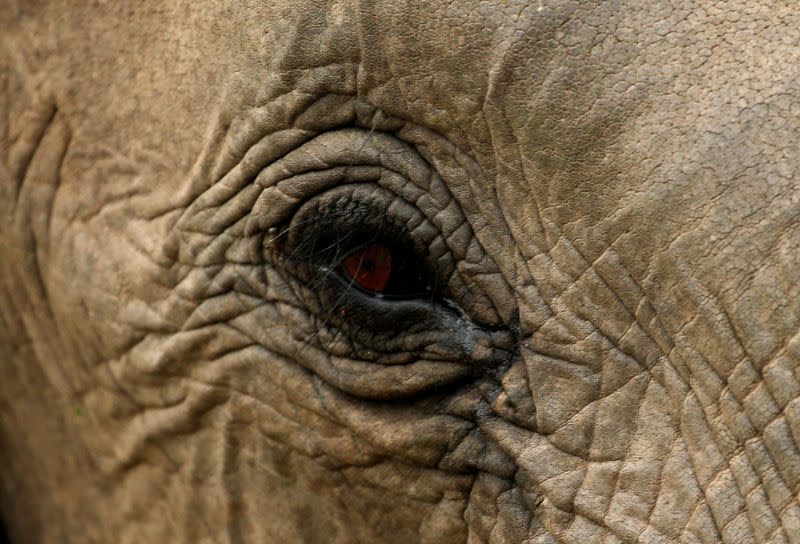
xmin=1 ymin=1 xmax=799 ymax=542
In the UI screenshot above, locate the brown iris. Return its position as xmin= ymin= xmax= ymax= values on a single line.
xmin=341 ymin=243 xmax=393 ymax=293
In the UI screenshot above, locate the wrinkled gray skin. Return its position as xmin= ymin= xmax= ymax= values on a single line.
xmin=1 ymin=1 xmax=799 ymax=542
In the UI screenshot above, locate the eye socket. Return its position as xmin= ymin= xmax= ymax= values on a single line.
xmin=337 ymin=239 xmax=435 ymax=298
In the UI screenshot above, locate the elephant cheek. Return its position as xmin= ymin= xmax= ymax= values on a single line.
xmin=483 ymin=337 xmax=708 ymax=539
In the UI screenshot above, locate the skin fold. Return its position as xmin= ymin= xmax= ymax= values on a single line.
xmin=1 ymin=1 xmax=799 ymax=542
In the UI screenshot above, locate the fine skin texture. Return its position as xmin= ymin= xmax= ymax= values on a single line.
xmin=1 ymin=1 xmax=799 ymax=542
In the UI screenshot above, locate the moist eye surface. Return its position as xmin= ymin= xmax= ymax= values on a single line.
xmin=272 ymin=184 xmax=450 ymax=305
xmin=339 ymin=240 xmax=437 ymax=297
xmin=341 ymin=243 xmax=393 ymax=292
xmin=282 ymin=211 xmax=441 ymax=301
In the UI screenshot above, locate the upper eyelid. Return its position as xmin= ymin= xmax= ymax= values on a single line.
xmin=272 ymin=183 xmax=438 ymax=256
xmin=248 ymin=128 xmax=432 ymax=236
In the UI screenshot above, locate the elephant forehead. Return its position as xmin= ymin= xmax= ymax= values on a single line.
xmin=345 ymin=0 xmax=800 ymax=244
xmin=46 ymin=0 xmax=799 ymax=239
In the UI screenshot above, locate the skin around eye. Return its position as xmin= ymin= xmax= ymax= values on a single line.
xmin=341 ymin=243 xmax=393 ymax=293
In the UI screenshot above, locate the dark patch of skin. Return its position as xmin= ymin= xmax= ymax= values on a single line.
xmin=0 ymin=516 xmax=9 ymax=544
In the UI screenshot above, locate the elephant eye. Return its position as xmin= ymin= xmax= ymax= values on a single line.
xmin=339 ymin=241 xmax=433 ymax=297
xmin=269 ymin=188 xmax=450 ymax=310
xmin=341 ymin=243 xmax=392 ymax=292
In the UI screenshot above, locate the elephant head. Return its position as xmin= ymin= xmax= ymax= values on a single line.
xmin=1 ymin=1 xmax=799 ymax=542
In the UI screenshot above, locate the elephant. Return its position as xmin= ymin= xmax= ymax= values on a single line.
xmin=1 ymin=0 xmax=799 ymax=542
